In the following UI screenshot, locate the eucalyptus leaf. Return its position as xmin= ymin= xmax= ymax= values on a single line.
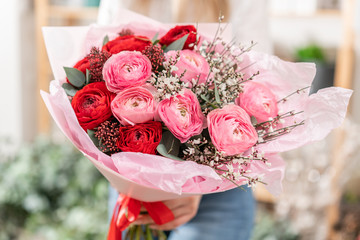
xmin=62 ymin=83 xmax=78 ymax=97
xmin=64 ymin=67 xmax=85 ymax=88
xmin=85 ymin=69 xmax=91 ymax=85
xmin=102 ymin=35 xmax=109 ymax=46
xmin=152 ymin=39 xmax=160 ymax=46
xmin=164 ymin=34 xmax=189 ymax=52
xmin=157 ymin=131 xmax=183 ymax=161
xmin=151 ymin=32 xmax=159 ymax=44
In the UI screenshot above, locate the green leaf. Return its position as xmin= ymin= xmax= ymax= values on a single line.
xmin=151 ymin=32 xmax=159 ymax=44
xmin=87 ymin=130 xmax=100 ymax=147
xmin=102 ymin=35 xmax=109 ymax=46
xmin=251 ymin=116 xmax=258 ymax=125
xmin=214 ymin=80 xmax=221 ymax=104
xmin=200 ymin=94 xmax=218 ymax=109
xmin=64 ymin=67 xmax=86 ymax=88
xmin=200 ymin=94 xmax=210 ymax=102
xmin=164 ymin=34 xmax=189 ymax=52
xmin=85 ymin=69 xmax=91 ymax=85
xmin=157 ymin=131 xmax=183 ymax=161
xmin=62 ymin=83 xmax=78 ymax=97
xmin=152 ymin=39 xmax=160 ymax=45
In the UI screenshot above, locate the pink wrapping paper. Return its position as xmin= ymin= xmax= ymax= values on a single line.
xmin=41 ymin=9 xmax=352 ymax=202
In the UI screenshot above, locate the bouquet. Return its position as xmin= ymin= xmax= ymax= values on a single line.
xmin=41 ymin=10 xmax=352 ymax=240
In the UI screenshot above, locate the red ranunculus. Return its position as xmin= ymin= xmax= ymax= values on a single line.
xmin=66 ymin=57 xmax=90 ymax=86
xmin=102 ymin=35 xmax=152 ymax=54
xmin=73 ymin=56 xmax=90 ymax=74
xmin=117 ymin=121 xmax=162 ymax=154
xmin=71 ymin=81 xmax=115 ymax=131
xmin=159 ymin=25 xmax=197 ymax=50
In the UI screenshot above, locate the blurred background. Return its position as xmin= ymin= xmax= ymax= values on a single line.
xmin=0 ymin=0 xmax=360 ymax=239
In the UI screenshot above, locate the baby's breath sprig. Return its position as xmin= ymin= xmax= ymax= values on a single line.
xmin=255 ymin=111 xmax=306 ymax=144
xmin=147 ymin=52 xmax=188 ymax=101
xmin=277 ymin=86 xmax=311 ymax=103
xmin=193 ymin=29 xmax=259 ymax=110
xmin=182 ymin=138 xmax=269 ymax=187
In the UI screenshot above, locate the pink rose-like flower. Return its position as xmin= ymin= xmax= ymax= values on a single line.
xmin=207 ymin=104 xmax=258 ymax=156
xmin=111 ymin=86 xmax=155 ymax=126
xmin=157 ymin=89 xmax=205 ymax=143
xmin=102 ymin=51 xmax=152 ymax=93
xmin=166 ymin=50 xmax=210 ymax=87
xmin=235 ymin=81 xmax=278 ymax=123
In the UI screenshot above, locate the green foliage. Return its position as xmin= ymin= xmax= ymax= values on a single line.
xmin=251 ymin=210 xmax=299 ymax=240
xmin=295 ymin=44 xmax=326 ymax=63
xmin=151 ymin=32 xmax=159 ymax=45
xmin=64 ymin=67 xmax=86 ymax=88
xmin=0 ymin=137 xmax=108 ymax=240
xmin=103 ymin=35 xmax=109 ymax=46
xmin=157 ymin=131 xmax=183 ymax=161
xmin=62 ymin=83 xmax=78 ymax=97
xmin=163 ymin=34 xmax=189 ymax=53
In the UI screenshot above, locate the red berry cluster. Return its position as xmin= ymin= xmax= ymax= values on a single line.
xmin=95 ymin=120 xmax=120 ymax=154
xmin=142 ymin=45 xmax=165 ymax=74
xmin=118 ymin=28 xmax=135 ymax=37
xmin=88 ymin=47 xmax=111 ymax=82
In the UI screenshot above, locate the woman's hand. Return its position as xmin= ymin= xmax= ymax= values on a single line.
xmin=133 ymin=195 xmax=202 ymax=230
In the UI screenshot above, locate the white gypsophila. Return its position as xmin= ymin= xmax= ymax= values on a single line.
xmin=226 ymin=78 xmax=237 ymax=86
xmin=170 ymin=65 xmax=178 ymax=72
xmin=232 ymin=158 xmax=242 ymax=164
xmin=233 ymin=171 xmax=241 ymax=181
xmin=226 ymin=164 xmax=234 ymax=173
xmin=219 ymin=83 xmax=226 ymax=91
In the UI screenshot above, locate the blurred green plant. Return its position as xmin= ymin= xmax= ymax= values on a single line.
xmin=251 ymin=208 xmax=299 ymax=240
xmin=0 ymin=137 xmax=108 ymax=240
xmin=295 ymin=44 xmax=326 ymax=63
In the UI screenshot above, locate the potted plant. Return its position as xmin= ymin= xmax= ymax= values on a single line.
xmin=295 ymin=44 xmax=335 ymax=94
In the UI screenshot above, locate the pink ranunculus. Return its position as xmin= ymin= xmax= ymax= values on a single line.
xmin=166 ymin=50 xmax=210 ymax=87
xmin=102 ymin=51 xmax=152 ymax=93
xmin=235 ymin=81 xmax=278 ymax=123
xmin=207 ymin=104 xmax=258 ymax=156
xmin=111 ymin=86 xmax=155 ymax=126
xmin=157 ymin=89 xmax=206 ymax=143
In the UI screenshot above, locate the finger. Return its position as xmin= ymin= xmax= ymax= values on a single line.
xmin=148 ymin=207 xmax=197 ymax=231
xmin=149 ymin=214 xmax=192 ymax=231
xmin=132 ymin=214 xmax=154 ymax=225
xmin=162 ymin=197 xmax=195 ymax=210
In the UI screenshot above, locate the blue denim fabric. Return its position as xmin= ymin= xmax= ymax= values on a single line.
xmin=108 ymin=186 xmax=255 ymax=240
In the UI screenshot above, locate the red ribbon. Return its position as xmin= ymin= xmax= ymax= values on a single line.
xmin=107 ymin=194 xmax=175 ymax=240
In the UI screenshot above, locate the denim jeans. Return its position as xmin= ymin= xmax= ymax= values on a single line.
xmin=108 ymin=186 xmax=255 ymax=240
